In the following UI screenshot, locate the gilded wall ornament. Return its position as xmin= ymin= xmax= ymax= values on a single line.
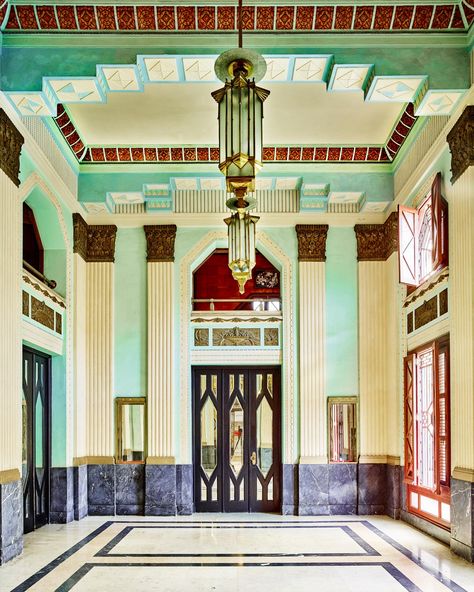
xmin=295 ymin=224 xmax=329 ymax=262
xmin=0 ymin=109 xmax=24 ymax=187
xmin=144 ymin=225 xmax=177 ymax=262
xmin=31 ymin=296 xmax=55 ymax=331
xmin=264 ymin=328 xmax=279 ymax=346
xmin=194 ymin=328 xmax=209 ymax=347
xmin=354 ymin=212 xmax=398 ymax=261
xmin=447 ymin=106 xmax=474 ymax=184
xmin=213 ymin=327 xmax=261 ymax=346
xmin=255 ymin=270 xmax=279 ymax=288
xmin=73 ymin=213 xmax=117 ymax=262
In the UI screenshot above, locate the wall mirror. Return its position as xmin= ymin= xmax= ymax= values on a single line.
xmin=116 ymin=397 xmax=146 ymax=463
xmin=328 ymin=396 xmax=358 ymax=463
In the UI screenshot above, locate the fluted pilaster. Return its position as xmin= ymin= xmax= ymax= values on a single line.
xmin=144 ymin=225 xmax=176 ymax=463
xmin=0 ymin=170 xmax=22 ymax=476
xmin=358 ymin=261 xmax=388 ymax=461
xmin=147 ymin=263 xmax=174 ymax=460
xmin=450 ymin=166 xmax=474 ymax=479
xmin=299 ymin=262 xmax=326 ymax=462
xmin=86 ymin=262 xmax=114 ymax=457
xmin=73 ymin=253 xmax=87 ymax=460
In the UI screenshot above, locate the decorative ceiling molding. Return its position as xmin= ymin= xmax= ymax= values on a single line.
xmin=354 ymin=211 xmax=398 ymax=261
xmin=446 ymin=105 xmax=474 ymax=184
xmin=295 ymin=224 xmax=329 ymax=262
xmin=144 ymin=224 xmax=177 ymax=262
xmin=52 ymin=103 xmax=416 ymax=166
xmin=2 ymin=3 xmax=472 ymax=34
xmin=0 ymin=108 xmax=24 ymax=187
xmin=72 ymin=212 xmax=117 ymax=262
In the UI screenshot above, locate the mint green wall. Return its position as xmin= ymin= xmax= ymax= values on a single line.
xmin=114 ymin=228 xmax=147 ymax=397
xmin=325 ymin=227 xmax=359 ymax=396
xmin=51 ymin=351 xmax=67 ymax=466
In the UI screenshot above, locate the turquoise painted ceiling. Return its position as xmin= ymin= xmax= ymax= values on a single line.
xmin=1 ymin=0 xmax=473 ymax=213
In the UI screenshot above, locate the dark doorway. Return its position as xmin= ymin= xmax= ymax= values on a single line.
xmin=22 ymin=347 xmax=51 ymax=533
xmin=193 ymin=366 xmax=281 ymax=512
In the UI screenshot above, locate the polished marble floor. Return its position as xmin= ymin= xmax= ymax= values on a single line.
xmin=1 ymin=515 xmax=473 ymax=591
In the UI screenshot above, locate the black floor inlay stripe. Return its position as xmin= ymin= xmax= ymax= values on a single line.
xmin=55 ymin=561 xmax=423 ymax=592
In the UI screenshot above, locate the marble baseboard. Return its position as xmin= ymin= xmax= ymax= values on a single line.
xmin=0 ymin=479 xmax=23 ymax=565
xmin=401 ymin=510 xmax=450 ymax=546
xmin=87 ymin=465 xmax=116 ymax=516
xmin=450 ymin=477 xmax=474 ymax=562
xmin=50 ymin=467 xmax=74 ymax=524
xmin=74 ymin=465 xmax=88 ymax=521
xmin=116 ymin=465 xmax=144 ymax=516
xmin=145 ymin=464 xmax=177 ymax=516
xmin=386 ymin=465 xmax=401 ymax=519
xmin=357 ymin=464 xmax=387 ymax=515
xmin=176 ymin=465 xmax=193 ymax=515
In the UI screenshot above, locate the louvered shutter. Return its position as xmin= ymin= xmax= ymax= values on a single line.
xmin=437 ymin=342 xmax=450 ymax=493
xmin=404 ymin=354 xmax=416 ymax=483
xmin=399 ymin=205 xmax=418 ymax=286
xmin=431 ymin=173 xmax=443 ymax=271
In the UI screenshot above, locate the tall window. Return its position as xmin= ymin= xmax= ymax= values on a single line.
xmin=404 ymin=336 xmax=450 ymax=528
xmin=399 ymin=173 xmax=448 ymax=287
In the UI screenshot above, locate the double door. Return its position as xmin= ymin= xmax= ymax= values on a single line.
xmin=22 ymin=348 xmax=51 ymax=533
xmin=193 ymin=366 xmax=281 ymax=512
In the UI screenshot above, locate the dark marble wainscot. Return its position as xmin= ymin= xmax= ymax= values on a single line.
xmin=0 ymin=478 xmax=23 ymax=564
xmin=50 ymin=467 xmax=74 ymax=523
xmin=282 ymin=464 xmax=298 ymax=515
xmin=115 ymin=464 xmax=145 ymax=515
xmin=328 ymin=463 xmax=357 ymax=515
xmin=176 ymin=465 xmax=193 ymax=515
xmin=357 ymin=463 xmax=387 ymax=515
xmin=298 ymin=464 xmax=330 ymax=515
xmin=87 ymin=464 xmax=116 ymax=515
xmin=145 ymin=464 xmax=177 ymax=515
xmin=450 ymin=477 xmax=474 ymax=562
xmin=386 ymin=464 xmax=402 ymax=519
xmin=74 ymin=464 xmax=88 ymax=520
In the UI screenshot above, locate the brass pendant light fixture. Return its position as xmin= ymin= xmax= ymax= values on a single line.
xmin=212 ymin=0 xmax=270 ymax=293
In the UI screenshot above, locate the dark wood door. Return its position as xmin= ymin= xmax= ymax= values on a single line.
xmin=22 ymin=348 xmax=51 ymax=533
xmin=193 ymin=366 xmax=281 ymax=513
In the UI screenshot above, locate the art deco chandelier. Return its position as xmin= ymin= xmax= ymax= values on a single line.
xmin=212 ymin=0 xmax=270 ymax=293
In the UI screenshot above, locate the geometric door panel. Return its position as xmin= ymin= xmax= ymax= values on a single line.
xmin=193 ymin=366 xmax=281 ymax=513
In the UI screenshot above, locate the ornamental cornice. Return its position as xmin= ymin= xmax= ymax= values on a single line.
xmin=144 ymin=225 xmax=177 ymax=262
xmin=0 ymin=109 xmax=24 ymax=187
xmin=354 ymin=211 xmax=398 ymax=261
xmin=447 ymin=105 xmax=474 ymax=184
xmin=73 ymin=213 xmax=117 ymax=262
xmin=295 ymin=224 xmax=329 ymax=262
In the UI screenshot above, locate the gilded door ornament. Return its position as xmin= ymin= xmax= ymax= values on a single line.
xmin=213 ymin=327 xmax=261 ymax=346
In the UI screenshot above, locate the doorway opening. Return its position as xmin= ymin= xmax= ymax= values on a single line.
xmin=193 ymin=366 xmax=281 ymax=512
xmin=22 ymin=347 xmax=51 ymax=533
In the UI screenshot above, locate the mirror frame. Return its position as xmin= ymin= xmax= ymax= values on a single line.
xmin=327 ymin=396 xmax=358 ymax=464
xmin=115 ymin=396 xmax=147 ymax=464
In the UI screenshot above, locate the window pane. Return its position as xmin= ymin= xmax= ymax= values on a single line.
xmin=416 ymin=349 xmax=435 ymax=489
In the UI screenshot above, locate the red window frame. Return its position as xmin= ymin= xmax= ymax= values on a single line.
xmin=399 ymin=173 xmax=448 ymax=287
xmin=404 ymin=336 xmax=450 ymax=529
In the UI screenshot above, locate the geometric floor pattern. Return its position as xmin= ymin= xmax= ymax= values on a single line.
xmin=1 ymin=516 xmax=473 ymax=592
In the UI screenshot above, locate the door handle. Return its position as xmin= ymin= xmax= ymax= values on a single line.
xmin=250 ymin=451 xmax=257 ymax=465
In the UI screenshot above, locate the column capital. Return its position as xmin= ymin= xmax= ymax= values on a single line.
xmin=73 ymin=213 xmax=117 ymax=262
xmin=144 ymin=225 xmax=177 ymax=262
xmin=295 ymin=224 xmax=329 ymax=262
xmin=447 ymin=105 xmax=474 ymax=184
xmin=0 ymin=109 xmax=24 ymax=187
xmin=354 ymin=212 xmax=398 ymax=261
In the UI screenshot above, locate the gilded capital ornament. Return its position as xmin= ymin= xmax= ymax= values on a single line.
xmin=73 ymin=213 xmax=117 ymax=262
xmin=447 ymin=105 xmax=474 ymax=184
xmin=295 ymin=224 xmax=329 ymax=262
xmin=354 ymin=212 xmax=398 ymax=261
xmin=144 ymin=225 xmax=177 ymax=262
xmin=0 ymin=109 xmax=24 ymax=187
